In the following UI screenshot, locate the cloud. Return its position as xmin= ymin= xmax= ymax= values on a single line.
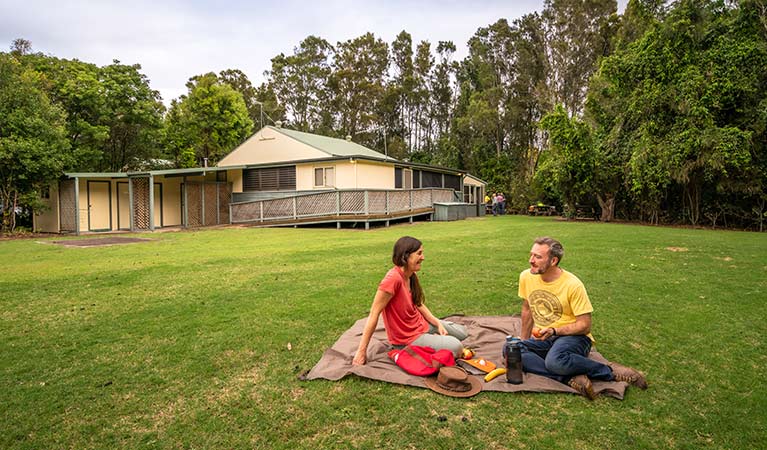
xmin=1 ymin=0 xmax=626 ymax=105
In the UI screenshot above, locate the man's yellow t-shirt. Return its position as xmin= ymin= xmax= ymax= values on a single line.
xmin=518 ymin=268 xmax=595 ymax=342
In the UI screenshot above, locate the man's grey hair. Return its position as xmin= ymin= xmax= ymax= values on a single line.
xmin=534 ymin=236 xmax=564 ymax=265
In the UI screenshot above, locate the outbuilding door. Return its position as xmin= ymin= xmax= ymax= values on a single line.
xmin=154 ymin=183 xmax=163 ymax=228
xmin=87 ymin=180 xmax=112 ymax=231
xmin=117 ymin=182 xmax=130 ymax=230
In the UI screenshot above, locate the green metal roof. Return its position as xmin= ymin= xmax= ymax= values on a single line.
xmin=64 ymin=166 xmax=242 ymax=179
xmin=269 ymin=126 xmax=398 ymax=162
xmin=64 ymin=172 xmax=127 ymax=178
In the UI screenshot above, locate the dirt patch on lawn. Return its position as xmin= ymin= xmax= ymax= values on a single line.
xmin=50 ymin=237 xmax=154 ymax=247
xmin=0 ymin=231 xmax=59 ymax=241
xmin=665 ymin=247 xmax=689 ymax=252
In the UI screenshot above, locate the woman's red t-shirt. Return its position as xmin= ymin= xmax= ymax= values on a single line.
xmin=379 ymin=267 xmax=429 ymax=345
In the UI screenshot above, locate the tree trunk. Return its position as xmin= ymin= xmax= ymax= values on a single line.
xmin=596 ymin=193 xmax=615 ymax=222
xmin=0 ymin=186 xmax=11 ymax=232
xmin=685 ymin=182 xmax=701 ymax=226
xmin=11 ymin=191 xmax=17 ymax=232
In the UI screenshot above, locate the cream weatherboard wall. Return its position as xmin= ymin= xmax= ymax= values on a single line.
xmin=294 ymin=160 xmax=395 ymax=191
xmin=33 ymin=184 xmax=60 ymax=233
xmin=227 ymin=169 xmax=243 ymax=193
xmin=354 ymin=162 xmax=395 ymax=189
xmin=217 ymin=128 xmax=327 ymax=167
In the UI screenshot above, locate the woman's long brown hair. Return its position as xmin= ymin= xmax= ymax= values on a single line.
xmin=392 ymin=236 xmax=425 ymax=306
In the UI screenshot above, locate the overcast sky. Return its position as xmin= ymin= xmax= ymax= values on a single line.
xmin=2 ymin=0 xmax=627 ymax=106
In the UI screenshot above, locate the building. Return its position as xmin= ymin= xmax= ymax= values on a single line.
xmin=34 ymin=125 xmax=486 ymax=233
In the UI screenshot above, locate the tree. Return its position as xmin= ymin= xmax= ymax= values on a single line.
xmin=266 ymin=36 xmax=333 ymax=132
xmin=25 ymin=55 xmax=109 ymax=171
xmin=219 ymin=68 xmax=263 ymax=127
xmin=10 ymin=38 xmax=32 ymax=56
xmin=432 ymin=41 xmax=456 ymax=139
xmin=165 ymin=73 xmax=253 ymax=166
xmin=506 ymin=13 xmax=552 ymax=206
xmin=162 ymin=99 xmax=196 ymax=168
xmin=21 ymin=53 xmax=164 ymax=172
xmin=390 ymin=31 xmax=416 ymax=151
xmin=0 ymin=53 xmax=70 ymax=231
xmin=331 ymin=33 xmax=389 ymax=138
xmin=613 ymin=0 xmax=667 ymax=50
xmin=586 ymin=0 xmax=767 ymax=226
xmin=539 ymin=104 xmax=598 ymax=214
xmin=253 ymin=82 xmax=287 ymax=128
xmin=100 ymin=60 xmax=165 ymax=171
xmin=543 ymin=0 xmax=618 ymax=116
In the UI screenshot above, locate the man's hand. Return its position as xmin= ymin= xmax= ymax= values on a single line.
xmin=541 ymin=327 xmax=556 ymax=339
xmin=531 ymin=326 xmax=555 ymax=340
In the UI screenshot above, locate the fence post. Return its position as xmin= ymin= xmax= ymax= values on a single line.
xmin=293 ymin=196 xmax=297 ymax=219
xmin=260 ymin=201 xmax=263 ymax=223
xmin=200 ymin=183 xmax=205 ymax=226
xmin=336 ymin=191 xmax=341 ymax=216
xmin=409 ymin=190 xmax=413 ymax=211
xmin=216 ymin=184 xmax=220 ymax=225
xmin=385 ymin=191 xmax=389 ymax=215
xmin=364 ymin=191 xmax=369 ymax=215
xmin=148 ymin=175 xmax=155 ymax=231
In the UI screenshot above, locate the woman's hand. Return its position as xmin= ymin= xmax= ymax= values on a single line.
xmin=353 ymin=289 xmax=392 ymax=367
xmin=352 ymin=349 xmax=366 ymax=366
xmin=437 ymin=322 xmax=448 ymax=336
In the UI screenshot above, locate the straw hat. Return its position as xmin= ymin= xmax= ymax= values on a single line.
xmin=424 ymin=366 xmax=482 ymax=398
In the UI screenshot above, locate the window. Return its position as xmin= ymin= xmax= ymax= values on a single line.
xmin=314 ymin=167 xmax=335 ymax=187
xmin=444 ymin=174 xmax=461 ymax=191
xmin=40 ymin=186 xmax=50 ymax=199
xmin=216 ymin=171 xmax=227 ymax=182
xmin=413 ymin=170 xmax=421 ymax=188
xmin=422 ymin=170 xmax=443 ymax=188
xmin=243 ymin=166 xmax=296 ymax=191
xmin=395 ymin=167 xmax=413 ymax=189
xmin=394 ymin=168 xmax=402 ymax=189
xmin=403 ymin=169 xmax=412 ymax=189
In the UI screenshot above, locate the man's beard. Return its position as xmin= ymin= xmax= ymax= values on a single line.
xmin=531 ymin=259 xmax=552 ymax=275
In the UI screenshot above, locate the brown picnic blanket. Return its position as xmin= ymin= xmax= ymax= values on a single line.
xmin=305 ymin=314 xmax=628 ymax=399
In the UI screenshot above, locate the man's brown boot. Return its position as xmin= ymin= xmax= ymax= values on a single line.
xmin=568 ymin=374 xmax=597 ymax=400
xmin=608 ymin=362 xmax=648 ymax=389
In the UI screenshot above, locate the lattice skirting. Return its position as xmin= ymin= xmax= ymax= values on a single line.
xmin=131 ymin=177 xmax=151 ymax=230
xmin=185 ymin=182 xmax=231 ymax=227
xmin=59 ymin=179 xmax=77 ymax=232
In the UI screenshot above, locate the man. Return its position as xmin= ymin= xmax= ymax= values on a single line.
xmin=517 ymin=236 xmax=647 ymax=400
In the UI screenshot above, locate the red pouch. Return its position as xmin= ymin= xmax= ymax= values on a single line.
xmin=387 ymin=345 xmax=456 ymax=376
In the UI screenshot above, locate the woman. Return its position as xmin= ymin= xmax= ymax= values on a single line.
xmin=352 ymin=236 xmax=468 ymax=365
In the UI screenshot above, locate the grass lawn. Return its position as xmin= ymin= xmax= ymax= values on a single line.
xmin=1 ymin=216 xmax=766 ymax=449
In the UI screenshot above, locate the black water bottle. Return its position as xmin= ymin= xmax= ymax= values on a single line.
xmin=505 ymin=337 xmax=524 ymax=384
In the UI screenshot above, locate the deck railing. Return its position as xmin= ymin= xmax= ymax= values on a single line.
xmin=229 ymin=188 xmax=456 ymax=224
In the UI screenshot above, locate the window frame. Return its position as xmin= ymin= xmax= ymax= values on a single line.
xmin=313 ymin=166 xmax=336 ymax=188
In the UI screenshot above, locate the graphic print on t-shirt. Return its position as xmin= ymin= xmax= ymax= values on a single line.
xmin=529 ymin=289 xmax=563 ymax=325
